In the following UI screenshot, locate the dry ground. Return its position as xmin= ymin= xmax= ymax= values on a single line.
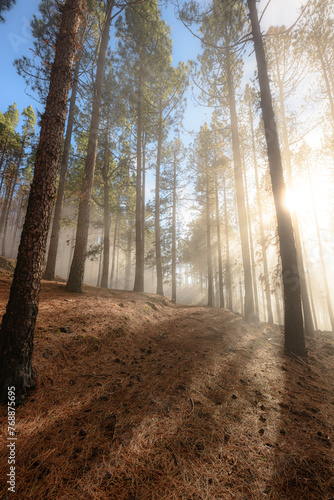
xmin=0 ymin=274 xmax=333 ymax=499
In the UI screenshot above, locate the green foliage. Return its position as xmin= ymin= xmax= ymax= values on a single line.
xmin=0 ymin=0 xmax=16 ymax=22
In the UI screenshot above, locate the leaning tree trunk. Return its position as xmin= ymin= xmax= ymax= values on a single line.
xmin=44 ymin=31 xmax=84 ymax=280
xmin=0 ymin=0 xmax=84 ymax=404
xmin=67 ymin=0 xmax=113 ymax=293
xmin=247 ymin=0 xmax=306 ymax=356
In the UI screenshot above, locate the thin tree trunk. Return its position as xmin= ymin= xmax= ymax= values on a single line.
xmin=301 ymin=234 xmax=318 ymax=331
xmin=10 ymin=192 xmax=24 ymax=256
xmin=100 ymin=131 xmax=111 ymax=289
xmin=214 ymin=166 xmax=224 ymax=308
xmin=0 ymin=0 xmax=84 ymax=404
xmin=242 ymin=153 xmax=259 ymax=318
xmin=134 ymin=65 xmax=144 ymax=292
xmin=248 ymin=99 xmax=274 ymax=323
xmin=172 ymin=152 xmax=177 ymax=301
xmin=155 ymin=103 xmax=163 ymax=296
xmin=67 ymin=0 xmax=113 ymax=293
xmin=225 ymin=43 xmax=254 ymax=319
xmin=97 ymin=245 xmax=102 ymax=287
xmin=44 ymin=32 xmax=84 ymax=280
xmin=247 ymin=0 xmax=306 ymax=356
xmin=206 ymin=161 xmax=213 ymax=307
xmin=110 ymin=214 xmax=118 ymax=288
xmin=125 ymin=228 xmax=132 ymax=289
xmin=307 ymin=162 xmax=334 ymax=331
xmin=223 ymin=172 xmax=232 ymax=310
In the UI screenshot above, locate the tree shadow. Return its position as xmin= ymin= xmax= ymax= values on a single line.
xmin=264 ymin=343 xmax=334 ymax=499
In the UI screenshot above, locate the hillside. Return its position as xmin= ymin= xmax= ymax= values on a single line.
xmin=0 ymin=277 xmax=333 ymax=499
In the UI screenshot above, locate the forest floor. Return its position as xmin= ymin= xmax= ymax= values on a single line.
xmin=0 ymin=264 xmax=333 ymax=499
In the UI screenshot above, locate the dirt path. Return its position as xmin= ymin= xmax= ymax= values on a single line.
xmin=0 ymin=279 xmax=333 ymax=499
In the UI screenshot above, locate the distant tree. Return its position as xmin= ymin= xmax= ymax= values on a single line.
xmin=265 ymin=26 xmax=314 ymax=335
xmin=14 ymin=0 xmax=61 ymax=104
xmin=115 ymin=0 xmax=173 ymax=293
xmin=247 ymin=0 xmax=306 ymax=356
xmin=67 ymin=0 xmax=114 ymax=293
xmin=0 ymin=0 xmax=86 ymax=404
xmin=0 ymin=105 xmax=36 ymax=256
xmin=160 ymin=136 xmax=187 ymax=301
xmin=0 ymin=0 xmax=16 ymax=22
xmin=196 ymin=0 xmax=255 ymax=319
xmin=189 ymin=123 xmax=215 ymax=307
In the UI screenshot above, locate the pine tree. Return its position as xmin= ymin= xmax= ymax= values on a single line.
xmin=197 ymin=0 xmax=255 ymax=319
xmin=67 ymin=0 xmax=114 ymax=293
xmin=0 ymin=0 xmax=16 ymax=22
xmin=247 ymin=0 xmax=306 ymax=356
xmin=0 ymin=0 xmax=86 ymax=404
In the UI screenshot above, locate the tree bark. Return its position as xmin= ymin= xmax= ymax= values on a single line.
xmin=0 ymin=0 xmax=84 ymax=404
xmin=66 ymin=0 xmax=113 ymax=293
xmin=247 ymin=0 xmax=306 ymax=356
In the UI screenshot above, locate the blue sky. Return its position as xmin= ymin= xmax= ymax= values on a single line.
xmin=0 ymin=0 xmax=303 ymax=133
xmin=0 ymin=0 xmax=42 ymax=121
xmin=0 ymin=0 xmax=203 ymax=134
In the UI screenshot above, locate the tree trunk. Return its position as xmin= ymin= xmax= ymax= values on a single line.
xmin=206 ymin=161 xmax=213 ymax=307
xmin=100 ymin=130 xmax=111 ymax=289
xmin=67 ymin=0 xmax=113 ymax=293
xmin=0 ymin=0 xmax=84 ymax=404
xmin=44 ymin=33 xmax=84 ymax=280
xmin=171 ymin=152 xmax=177 ymax=301
xmin=307 ymin=162 xmax=334 ymax=331
xmin=242 ymin=153 xmax=259 ymax=318
xmin=247 ymin=0 xmax=306 ymax=356
xmin=214 ymin=166 xmax=224 ymax=308
xmin=133 ymin=65 xmax=144 ymax=292
xmin=223 ymin=172 xmax=232 ymax=310
xmin=110 ymin=214 xmax=118 ymax=288
xmin=225 ymin=44 xmax=254 ymax=319
xmin=155 ymin=103 xmax=163 ymax=296
xmin=125 ymin=228 xmax=132 ymax=289
xmin=274 ymin=53 xmax=314 ymax=336
xmin=248 ymin=99 xmax=273 ymax=323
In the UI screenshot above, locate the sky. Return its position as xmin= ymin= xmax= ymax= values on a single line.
xmin=0 ymin=0 xmax=305 ymax=132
